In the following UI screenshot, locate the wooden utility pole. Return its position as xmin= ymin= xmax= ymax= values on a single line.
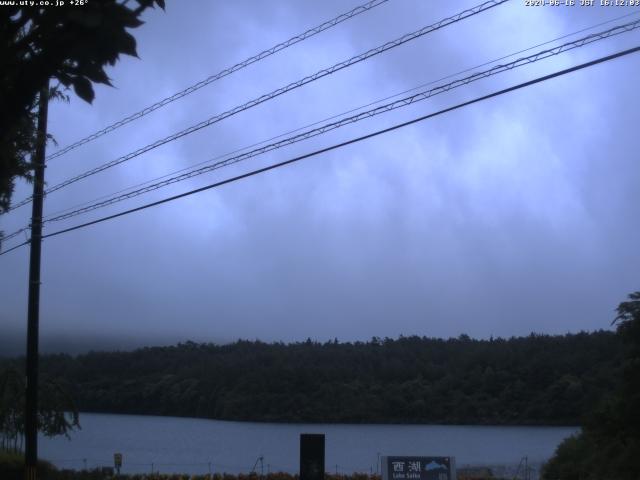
xmin=25 ymin=84 xmax=49 ymax=480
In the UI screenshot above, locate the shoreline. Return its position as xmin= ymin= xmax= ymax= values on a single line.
xmin=72 ymin=410 xmax=582 ymax=429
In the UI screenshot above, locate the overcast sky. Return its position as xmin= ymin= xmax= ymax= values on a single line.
xmin=1 ymin=0 xmax=639 ymax=355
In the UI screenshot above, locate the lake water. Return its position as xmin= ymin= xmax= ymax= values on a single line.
xmin=39 ymin=413 xmax=578 ymax=477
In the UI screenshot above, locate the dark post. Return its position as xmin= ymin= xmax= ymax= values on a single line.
xmin=300 ymin=434 xmax=325 ymax=480
xmin=25 ymin=84 xmax=49 ymax=480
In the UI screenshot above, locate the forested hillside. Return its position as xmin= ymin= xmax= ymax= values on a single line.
xmin=2 ymin=332 xmax=621 ymax=425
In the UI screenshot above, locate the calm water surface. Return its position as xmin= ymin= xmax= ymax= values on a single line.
xmin=39 ymin=413 xmax=578 ymax=476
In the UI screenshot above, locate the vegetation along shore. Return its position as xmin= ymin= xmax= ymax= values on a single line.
xmin=1 ymin=330 xmax=621 ymax=426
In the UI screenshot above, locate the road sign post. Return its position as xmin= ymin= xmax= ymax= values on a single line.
xmin=114 ymin=453 xmax=123 ymax=475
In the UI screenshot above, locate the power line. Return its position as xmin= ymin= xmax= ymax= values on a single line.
xmin=0 ymin=239 xmax=30 ymax=256
xmin=2 ymin=16 xmax=638 ymax=248
xmin=39 ymin=19 xmax=640 ymax=223
xmin=1 ymin=43 xmax=635 ymax=256
xmin=40 ymin=9 xmax=640 ymax=222
xmin=45 ymin=0 xmax=391 ymax=161
xmin=0 ymin=228 xmax=27 ymax=242
xmin=5 ymin=0 xmax=508 ymax=212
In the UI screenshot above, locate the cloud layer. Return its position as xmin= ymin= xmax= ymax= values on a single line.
xmin=1 ymin=0 xmax=639 ymax=353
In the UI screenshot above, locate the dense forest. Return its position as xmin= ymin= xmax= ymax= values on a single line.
xmin=0 ymin=331 xmax=622 ymax=426
xmin=542 ymin=292 xmax=640 ymax=479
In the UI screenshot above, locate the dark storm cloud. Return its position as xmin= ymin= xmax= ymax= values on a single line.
xmin=1 ymin=0 xmax=639 ymax=354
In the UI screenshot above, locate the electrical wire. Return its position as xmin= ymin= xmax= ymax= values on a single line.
xmin=6 ymin=0 xmax=508 ymax=212
xmin=1 ymin=43 xmax=635 ymax=257
xmin=39 ymin=9 xmax=640 ymax=222
xmin=45 ymin=0 xmax=392 ymax=161
xmin=39 ymin=19 xmax=640 ymax=223
xmin=0 ymin=240 xmax=29 ymax=256
xmin=0 ymin=11 xmax=640 ymax=249
xmin=2 ymin=20 xmax=638 ymax=251
xmin=0 ymin=228 xmax=27 ymax=242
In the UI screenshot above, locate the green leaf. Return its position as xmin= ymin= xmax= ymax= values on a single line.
xmin=122 ymin=16 xmax=145 ymax=28
xmin=82 ymin=64 xmax=113 ymax=86
xmin=67 ymin=10 xmax=102 ymax=28
xmin=72 ymin=76 xmax=95 ymax=103
xmin=116 ymin=31 xmax=138 ymax=58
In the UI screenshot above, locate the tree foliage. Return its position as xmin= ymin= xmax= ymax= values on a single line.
xmin=543 ymin=292 xmax=640 ymax=480
xmin=0 ymin=0 xmax=165 ymax=212
xmin=0 ymin=367 xmax=80 ymax=453
xmin=2 ymin=330 xmax=622 ymax=427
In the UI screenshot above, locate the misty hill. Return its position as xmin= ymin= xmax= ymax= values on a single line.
xmin=6 ymin=331 xmax=622 ymax=425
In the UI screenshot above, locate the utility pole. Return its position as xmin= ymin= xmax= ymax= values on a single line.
xmin=25 ymin=84 xmax=49 ymax=480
